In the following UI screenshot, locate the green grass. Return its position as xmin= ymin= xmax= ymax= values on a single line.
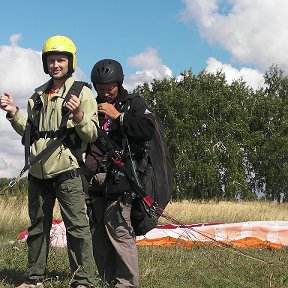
xmin=0 ymin=197 xmax=288 ymax=287
xmin=0 ymin=234 xmax=288 ymax=287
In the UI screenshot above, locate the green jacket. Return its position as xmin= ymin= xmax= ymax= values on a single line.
xmin=8 ymin=76 xmax=98 ymax=179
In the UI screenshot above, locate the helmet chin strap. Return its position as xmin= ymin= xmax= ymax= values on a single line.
xmin=51 ymin=72 xmax=72 ymax=81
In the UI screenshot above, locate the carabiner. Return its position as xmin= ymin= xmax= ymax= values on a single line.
xmin=8 ymin=179 xmax=17 ymax=188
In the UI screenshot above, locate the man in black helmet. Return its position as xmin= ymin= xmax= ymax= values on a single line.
xmin=82 ymin=59 xmax=156 ymax=287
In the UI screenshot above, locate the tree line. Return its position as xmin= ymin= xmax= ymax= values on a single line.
xmin=1 ymin=66 xmax=288 ymax=202
xmin=135 ymin=65 xmax=288 ymax=203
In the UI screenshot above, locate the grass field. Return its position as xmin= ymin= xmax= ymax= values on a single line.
xmin=0 ymin=197 xmax=288 ymax=287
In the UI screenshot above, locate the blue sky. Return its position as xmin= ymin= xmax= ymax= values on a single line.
xmin=1 ymin=0 xmax=288 ymax=178
xmin=0 ymin=0 xmax=231 ymax=87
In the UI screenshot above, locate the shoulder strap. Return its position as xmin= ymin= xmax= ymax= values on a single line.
xmin=61 ymin=81 xmax=89 ymax=116
xmin=60 ymin=81 xmax=90 ymax=167
xmin=119 ymin=93 xmax=134 ymax=132
xmin=60 ymin=81 xmax=89 ymax=129
xmin=26 ymin=81 xmax=89 ymax=142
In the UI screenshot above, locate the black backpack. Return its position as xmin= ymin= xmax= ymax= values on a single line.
xmin=130 ymin=115 xmax=174 ymax=236
xmin=118 ymin=95 xmax=173 ymax=236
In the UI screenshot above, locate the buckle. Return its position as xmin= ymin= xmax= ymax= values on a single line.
xmin=69 ymin=168 xmax=80 ymax=178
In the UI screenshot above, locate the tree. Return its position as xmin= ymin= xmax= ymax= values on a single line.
xmin=135 ymin=70 xmax=255 ymax=200
xmin=248 ymin=66 xmax=288 ymax=202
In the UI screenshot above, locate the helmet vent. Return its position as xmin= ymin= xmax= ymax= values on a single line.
xmin=91 ymin=59 xmax=124 ymax=85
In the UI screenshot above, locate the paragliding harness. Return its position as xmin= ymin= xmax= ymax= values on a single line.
xmin=88 ymin=94 xmax=173 ymax=236
xmin=1 ymin=81 xmax=90 ymax=192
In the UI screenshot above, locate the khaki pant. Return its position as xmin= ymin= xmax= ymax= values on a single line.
xmin=27 ymin=175 xmax=96 ymax=287
xmin=90 ymin=196 xmax=139 ymax=287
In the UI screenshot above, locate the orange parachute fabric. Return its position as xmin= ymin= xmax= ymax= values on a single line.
xmin=18 ymin=221 xmax=288 ymax=249
xmin=136 ymin=221 xmax=288 ymax=249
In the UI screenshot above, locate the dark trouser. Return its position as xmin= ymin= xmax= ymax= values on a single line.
xmin=27 ymin=174 xmax=96 ymax=287
xmin=90 ymin=195 xmax=139 ymax=288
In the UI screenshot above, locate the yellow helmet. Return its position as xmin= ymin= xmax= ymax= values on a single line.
xmin=42 ymin=35 xmax=77 ymax=74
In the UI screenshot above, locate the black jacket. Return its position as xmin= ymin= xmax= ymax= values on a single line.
xmin=82 ymin=87 xmax=155 ymax=199
xmin=101 ymin=87 xmax=155 ymax=149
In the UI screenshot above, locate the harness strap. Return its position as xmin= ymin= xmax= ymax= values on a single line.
xmin=62 ymin=81 xmax=90 ymax=115
xmin=63 ymin=130 xmax=84 ymax=167
xmin=34 ymin=81 xmax=87 ymax=141
xmin=17 ymin=81 xmax=89 ymax=183
xmin=24 ymin=128 xmax=75 ymax=173
xmin=24 ymin=120 xmax=32 ymax=167
xmin=32 ymin=96 xmax=43 ymax=136
xmin=35 ymin=127 xmax=68 ymax=139
xmin=28 ymin=168 xmax=81 ymax=186
xmin=112 ymin=156 xmax=156 ymax=208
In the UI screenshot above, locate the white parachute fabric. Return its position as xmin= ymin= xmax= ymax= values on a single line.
xmin=136 ymin=221 xmax=288 ymax=248
xmin=18 ymin=220 xmax=288 ymax=248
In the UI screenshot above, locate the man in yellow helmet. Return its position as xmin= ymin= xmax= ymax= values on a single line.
xmin=0 ymin=35 xmax=98 ymax=287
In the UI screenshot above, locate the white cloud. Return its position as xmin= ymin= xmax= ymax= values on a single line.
xmin=181 ymin=0 xmax=288 ymax=73
xmin=124 ymin=47 xmax=172 ymax=92
xmin=205 ymin=57 xmax=265 ymax=90
xmin=10 ymin=34 xmax=22 ymax=46
xmin=0 ymin=46 xmax=48 ymax=109
xmin=0 ymin=35 xmax=49 ymax=178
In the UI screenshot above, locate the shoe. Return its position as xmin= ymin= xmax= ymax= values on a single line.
xmin=16 ymin=283 xmax=43 ymax=288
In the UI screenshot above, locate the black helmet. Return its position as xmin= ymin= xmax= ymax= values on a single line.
xmin=91 ymin=59 xmax=124 ymax=87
